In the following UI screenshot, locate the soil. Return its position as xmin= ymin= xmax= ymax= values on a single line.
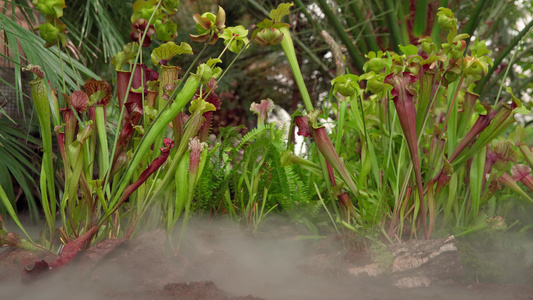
xmin=1 ymin=221 xmax=533 ymax=300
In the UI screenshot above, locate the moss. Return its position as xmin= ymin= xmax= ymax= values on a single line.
xmin=456 ymin=231 xmax=533 ymax=284
xmin=370 ymin=242 xmax=394 ymax=271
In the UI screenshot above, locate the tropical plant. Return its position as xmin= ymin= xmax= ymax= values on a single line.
xmin=250 ymin=3 xmax=532 ymax=241
xmin=193 ymin=99 xmax=315 ymax=232
xmin=0 ymin=118 xmax=41 ymax=222
xmin=243 ymin=0 xmax=533 ymax=118
xmin=1 ymin=1 xmax=532 ymax=278
xmin=0 ymin=0 xmax=252 ymax=262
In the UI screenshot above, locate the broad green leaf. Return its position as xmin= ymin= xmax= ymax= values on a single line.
xmin=399 ymin=44 xmax=419 ymax=56
xmin=111 ymin=42 xmax=139 ymax=71
xmin=33 ymin=0 xmax=66 ymax=18
xmin=163 ymin=0 xmax=179 ymax=10
xmin=206 ymin=58 xmax=222 ymax=67
xmin=206 ymin=58 xmax=222 ymax=78
xmin=155 ymin=20 xmax=178 ymax=42
xmin=270 ymin=2 xmax=294 ymax=22
xmin=189 ymin=98 xmax=216 ymax=114
xmin=220 ymin=26 xmax=249 ymax=53
xmin=131 ymin=0 xmax=160 ymax=23
xmin=513 ymin=106 xmax=531 ymax=115
xmin=151 ymin=42 xmax=193 ymax=66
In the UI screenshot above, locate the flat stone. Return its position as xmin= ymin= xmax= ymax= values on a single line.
xmin=348 ymin=236 xmax=464 ymax=288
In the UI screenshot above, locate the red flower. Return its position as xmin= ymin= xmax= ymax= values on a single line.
xmin=295 ymin=116 xmax=311 ymax=137
xmin=130 ymin=19 xmax=156 ymax=47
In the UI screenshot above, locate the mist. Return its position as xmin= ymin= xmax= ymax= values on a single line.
xmin=1 ymin=216 xmax=532 ymax=299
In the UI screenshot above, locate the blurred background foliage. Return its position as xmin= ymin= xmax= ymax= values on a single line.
xmin=1 ymin=0 xmax=533 ymax=220
xmin=5 ymin=0 xmax=533 ymax=126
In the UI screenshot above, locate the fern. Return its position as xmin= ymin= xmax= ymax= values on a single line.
xmin=269 ymin=147 xmax=293 ymax=209
xmin=286 ymin=165 xmax=311 ymax=204
xmin=193 ymin=122 xmax=314 ymax=221
xmin=193 ymin=126 xmax=243 ymax=213
xmin=236 ymin=123 xmax=274 ymax=150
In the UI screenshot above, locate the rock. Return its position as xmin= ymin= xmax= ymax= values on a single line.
xmin=348 ymin=236 xmax=464 ymax=288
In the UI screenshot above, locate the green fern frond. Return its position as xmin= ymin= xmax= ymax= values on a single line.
xmin=269 ymin=147 xmax=292 ymax=209
xmin=286 ymin=165 xmax=311 ymax=204
xmin=236 ymin=123 xmax=274 ymax=150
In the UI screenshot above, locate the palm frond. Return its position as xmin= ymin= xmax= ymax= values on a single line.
xmin=1 ymin=12 xmax=100 ymax=97
xmin=0 ymin=118 xmax=41 ymax=222
xmin=63 ymin=0 xmax=132 ymax=71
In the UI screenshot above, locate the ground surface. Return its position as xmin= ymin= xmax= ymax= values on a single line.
xmin=1 ymin=221 xmax=533 ymax=300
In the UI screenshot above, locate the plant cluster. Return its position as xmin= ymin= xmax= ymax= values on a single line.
xmin=1 ymin=0 xmax=251 ymax=256
xmin=0 ymin=1 xmax=532 ymax=271
xmin=310 ymin=7 xmax=533 ymax=240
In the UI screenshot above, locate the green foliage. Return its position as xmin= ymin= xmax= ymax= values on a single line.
xmin=260 ymin=2 xmax=533 ymax=240
xmin=220 ymin=26 xmax=249 ymax=53
xmin=0 ymin=119 xmax=41 ymax=222
xmin=163 ymin=0 xmax=179 ymax=11
xmin=1 ymin=0 xmax=259 ymax=252
xmin=32 ymin=0 xmax=68 ymax=48
xmin=251 ymin=18 xmax=289 ymax=46
xmin=193 ymin=121 xmax=314 ymax=231
xmin=269 ymin=2 xmax=293 ymax=22
xmin=194 ymin=126 xmax=242 ymax=213
xmin=236 ymin=124 xmax=272 ymax=150
xmin=154 ymin=20 xmax=178 ymax=41
xmin=34 ymin=20 xmax=67 ymax=48
xmin=0 ymin=13 xmax=99 ymax=97
xmin=331 ymin=74 xmax=360 ymax=97
xmin=33 ymin=0 xmax=66 ymax=18
xmin=1 ymin=0 xmax=533 ymax=260
xmin=245 ymin=0 xmax=533 ymax=113
xmin=131 ymin=0 xmax=160 ymax=23
xmin=190 ymin=6 xmax=226 ymax=44
xmin=111 ymin=42 xmax=140 ymax=70
xmin=150 ymin=41 xmax=192 ymax=66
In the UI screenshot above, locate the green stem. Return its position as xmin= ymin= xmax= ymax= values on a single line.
xmin=383 ymin=0 xmax=403 ymax=53
xmin=346 ymin=0 xmax=380 ymax=52
xmin=463 ymin=0 xmax=488 ymax=47
xmin=335 ymin=99 xmax=346 ymax=152
xmin=279 ymin=26 xmax=314 ymax=112
xmin=105 ymin=1 xmax=163 ymax=191
xmin=293 ymin=37 xmax=331 ymax=76
xmin=442 ymin=76 xmax=464 ymax=155
xmin=204 ymin=41 xmax=250 ymax=99
xmin=474 ymin=18 xmax=533 ymax=94
xmin=412 ymin=0 xmax=428 ymax=37
xmin=315 ymin=0 xmax=365 ymax=73
xmin=173 ymin=154 xmax=189 ymax=226
xmin=106 ymin=73 xmax=202 ymax=217
xmin=95 ymin=106 xmax=109 ymax=179
xmin=341 ymin=2 xmax=367 ymax=54
xmin=431 ymin=0 xmax=449 ymax=45
xmin=253 ymin=0 xmax=331 ymax=75
xmin=218 ymin=35 xmax=235 ymax=60
xmin=397 ymin=0 xmax=410 ymax=44
xmin=29 ymin=77 xmax=56 ymax=243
